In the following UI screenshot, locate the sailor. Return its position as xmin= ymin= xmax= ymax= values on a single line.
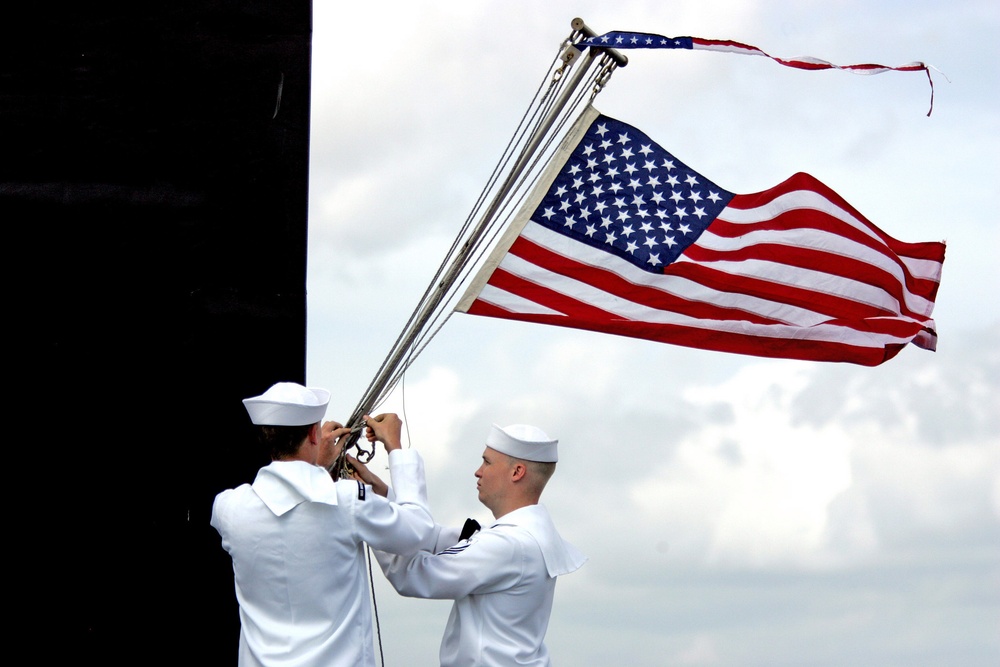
xmin=359 ymin=422 xmax=587 ymax=667
xmin=211 ymin=382 xmax=435 ymax=667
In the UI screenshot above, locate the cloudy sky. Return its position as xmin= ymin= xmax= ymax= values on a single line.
xmin=304 ymin=2 xmax=998 ymax=665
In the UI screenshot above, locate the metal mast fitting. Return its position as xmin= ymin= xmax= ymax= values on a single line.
xmin=569 ymin=17 xmax=628 ymax=67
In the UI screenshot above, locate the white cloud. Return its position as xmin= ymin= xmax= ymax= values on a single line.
xmin=676 ymin=633 xmax=722 ymax=665
xmin=630 ymin=362 xmax=856 ymax=569
xmin=371 ymin=364 xmax=480 ymax=474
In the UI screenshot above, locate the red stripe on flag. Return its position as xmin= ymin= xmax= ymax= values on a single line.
xmin=465 ymin=296 xmax=910 ymax=367
xmin=510 ymin=236 xmax=784 ymax=325
xmin=662 ymin=258 xmax=897 ymax=323
xmin=678 ymin=241 xmax=931 ymax=321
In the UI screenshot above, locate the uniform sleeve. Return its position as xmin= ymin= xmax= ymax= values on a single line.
xmin=340 ymin=449 xmax=435 ymax=555
xmin=374 ymin=528 xmax=525 ymax=600
xmin=430 ymin=524 xmax=463 ymax=553
xmin=209 ymin=490 xmax=232 ymax=550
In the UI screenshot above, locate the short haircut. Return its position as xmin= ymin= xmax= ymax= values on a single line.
xmin=257 ymin=423 xmax=314 ymax=460
xmin=496 ymin=451 xmax=556 ymax=496
xmin=525 ymin=459 xmax=557 ymax=492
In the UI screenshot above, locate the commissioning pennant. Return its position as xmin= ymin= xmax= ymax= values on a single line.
xmin=578 ymin=31 xmax=936 ymax=116
xmin=455 ymin=105 xmax=946 ymax=366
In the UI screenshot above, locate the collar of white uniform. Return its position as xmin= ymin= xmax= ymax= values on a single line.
xmin=491 ymin=504 xmax=587 ymax=577
xmin=252 ymin=460 xmax=340 ymax=516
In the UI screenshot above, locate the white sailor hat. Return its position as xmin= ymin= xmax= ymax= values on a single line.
xmin=485 ymin=423 xmax=558 ymax=462
xmin=242 ymin=382 xmax=330 ymax=426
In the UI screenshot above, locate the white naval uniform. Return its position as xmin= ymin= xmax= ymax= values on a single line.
xmin=376 ymin=503 xmax=587 ymax=667
xmin=211 ymin=449 xmax=434 ymax=667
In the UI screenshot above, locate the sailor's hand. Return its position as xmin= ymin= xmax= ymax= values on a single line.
xmin=321 ymin=420 xmax=351 ymax=446
xmin=364 ymin=413 xmax=403 ymax=452
xmin=347 ymin=455 xmax=388 ymax=497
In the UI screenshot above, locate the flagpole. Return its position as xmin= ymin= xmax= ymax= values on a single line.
xmin=331 ymin=20 xmax=626 ymax=475
xmin=463 ymin=20 xmax=626 ymax=249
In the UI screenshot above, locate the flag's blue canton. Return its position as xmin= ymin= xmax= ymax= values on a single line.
xmin=582 ymin=33 xmax=693 ymax=50
xmin=530 ymin=116 xmax=734 ymax=273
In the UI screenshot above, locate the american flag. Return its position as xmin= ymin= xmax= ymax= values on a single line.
xmin=455 ymin=106 xmax=946 ymax=366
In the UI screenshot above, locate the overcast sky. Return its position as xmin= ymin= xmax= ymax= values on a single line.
xmin=304 ymin=2 xmax=998 ymax=665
